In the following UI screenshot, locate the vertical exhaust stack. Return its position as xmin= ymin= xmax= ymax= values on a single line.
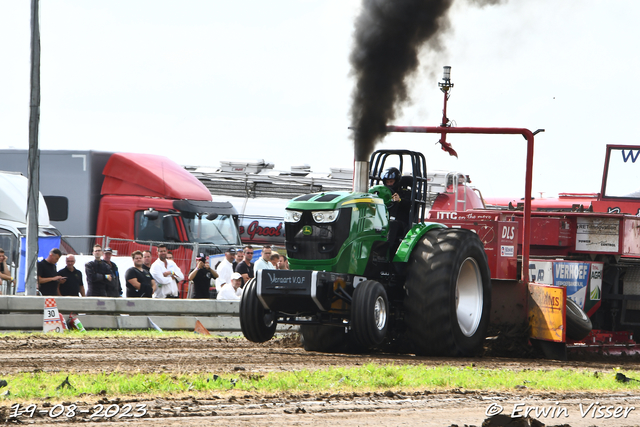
xmin=353 ymin=160 xmax=369 ymax=193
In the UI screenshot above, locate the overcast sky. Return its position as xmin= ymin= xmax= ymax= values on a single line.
xmin=1 ymin=1 xmax=639 ymax=198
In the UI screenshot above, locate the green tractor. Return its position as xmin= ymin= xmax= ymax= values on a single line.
xmin=240 ymin=149 xmax=491 ymax=356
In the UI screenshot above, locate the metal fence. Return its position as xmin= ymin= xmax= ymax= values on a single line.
xmin=1 ymin=235 xmax=266 ymax=298
xmin=56 ymin=235 xmax=236 ymax=299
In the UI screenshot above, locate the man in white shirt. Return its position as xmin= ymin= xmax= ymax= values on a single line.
xmin=150 ymin=244 xmax=184 ymax=298
xmin=216 ymin=248 xmax=236 ymax=287
xmin=217 ymin=272 xmax=243 ymax=300
xmin=253 ymin=245 xmax=276 ymax=276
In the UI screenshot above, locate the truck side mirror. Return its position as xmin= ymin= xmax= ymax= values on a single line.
xmin=144 ymin=208 xmax=159 ymax=220
xmin=162 ymin=215 xmax=180 ymax=242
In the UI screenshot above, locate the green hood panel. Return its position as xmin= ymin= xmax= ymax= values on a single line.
xmin=287 ymin=192 xmax=384 ymax=211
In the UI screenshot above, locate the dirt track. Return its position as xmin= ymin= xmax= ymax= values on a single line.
xmin=2 ymin=335 xmax=640 ymax=426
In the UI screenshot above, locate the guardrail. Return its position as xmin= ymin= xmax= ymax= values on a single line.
xmin=0 ymin=296 xmax=245 ymax=332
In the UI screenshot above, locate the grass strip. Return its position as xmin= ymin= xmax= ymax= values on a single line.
xmin=1 ymin=364 xmax=638 ymax=402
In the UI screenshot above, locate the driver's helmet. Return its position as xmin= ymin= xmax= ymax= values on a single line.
xmin=382 ymin=167 xmax=401 ymax=191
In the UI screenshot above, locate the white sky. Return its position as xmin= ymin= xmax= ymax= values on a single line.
xmin=1 ymin=1 xmax=639 ymax=198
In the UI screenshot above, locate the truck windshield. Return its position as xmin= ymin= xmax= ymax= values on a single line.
xmin=183 ymin=215 xmax=241 ymax=245
xmin=604 ymin=147 xmax=640 ymax=198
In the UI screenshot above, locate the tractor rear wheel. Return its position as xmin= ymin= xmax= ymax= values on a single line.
xmin=351 ymin=280 xmax=389 ymax=349
xmin=404 ymin=228 xmax=491 ymax=356
xmin=240 ymin=278 xmax=277 ymax=343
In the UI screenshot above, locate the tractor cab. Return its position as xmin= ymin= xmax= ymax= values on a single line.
xmin=367 ymin=149 xmax=429 ymax=228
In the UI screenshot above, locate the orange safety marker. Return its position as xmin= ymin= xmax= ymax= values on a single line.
xmin=194 ymin=319 xmax=210 ymax=335
xmin=43 ymin=298 xmax=64 ymax=333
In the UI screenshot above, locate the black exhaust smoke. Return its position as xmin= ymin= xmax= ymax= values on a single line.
xmin=350 ymin=0 xmax=506 ymax=162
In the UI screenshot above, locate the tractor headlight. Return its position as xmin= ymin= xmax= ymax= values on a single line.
xmin=284 ymin=210 xmax=303 ymax=223
xmin=312 ymin=210 xmax=340 ymax=223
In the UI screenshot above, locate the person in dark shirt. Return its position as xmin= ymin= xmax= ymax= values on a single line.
xmin=233 ymin=248 xmax=243 ymax=272
xmin=125 ymin=250 xmax=157 ymax=298
xmin=142 ymin=250 xmax=152 ymax=271
xmin=188 ymin=253 xmax=218 ymax=299
xmin=57 ymin=254 xmax=85 ymax=296
xmin=85 ymin=244 xmax=113 ymax=297
xmin=103 ymin=247 xmax=122 ymax=297
xmin=382 ymin=167 xmax=412 ymax=230
xmin=235 ymin=246 xmax=254 ymax=283
xmin=37 ymin=248 xmax=65 ymax=296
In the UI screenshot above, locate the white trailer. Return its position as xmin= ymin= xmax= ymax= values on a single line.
xmin=0 ymin=171 xmax=61 ymax=294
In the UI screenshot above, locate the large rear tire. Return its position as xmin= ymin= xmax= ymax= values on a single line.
xmin=351 ymin=280 xmax=389 ymax=349
xmin=240 ymin=278 xmax=277 ymax=343
xmin=404 ymin=228 xmax=491 ymax=356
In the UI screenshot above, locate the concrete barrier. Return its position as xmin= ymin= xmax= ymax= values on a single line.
xmin=0 ymin=295 xmax=247 ymax=332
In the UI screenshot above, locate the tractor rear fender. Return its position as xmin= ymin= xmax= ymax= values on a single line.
xmin=392 ymin=222 xmax=448 ymax=263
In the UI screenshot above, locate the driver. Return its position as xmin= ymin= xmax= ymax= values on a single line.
xmin=382 ymin=167 xmax=411 ymax=229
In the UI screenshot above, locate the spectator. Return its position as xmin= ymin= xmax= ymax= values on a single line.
xmin=217 ymin=272 xmax=243 ymax=300
xmin=270 ymin=252 xmax=280 ymax=268
xmin=233 ymin=248 xmax=244 ymax=271
xmin=85 ymin=244 xmax=113 ymax=297
xmin=188 ymin=253 xmax=219 ymax=299
xmin=150 ymin=244 xmax=184 ymax=298
xmin=215 ymin=248 xmax=235 ymax=288
xmin=166 ymin=251 xmax=174 ymax=260
xmin=142 ymin=250 xmax=152 ymax=271
xmin=235 ymin=246 xmax=254 ymax=283
xmin=253 ymin=245 xmax=275 ymax=275
xmin=0 ymin=248 xmax=15 ymax=294
xmin=278 ymin=254 xmax=289 ymax=270
xmin=125 ymin=250 xmax=156 ymax=298
xmin=103 ymin=247 xmax=122 ymax=297
xmin=37 ymin=248 xmax=65 ymax=296
xmin=58 ymin=255 xmax=85 ymax=297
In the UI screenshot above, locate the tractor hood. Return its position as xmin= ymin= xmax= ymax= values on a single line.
xmin=286 ymin=192 xmax=384 ymax=211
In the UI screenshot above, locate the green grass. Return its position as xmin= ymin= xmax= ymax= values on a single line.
xmin=1 ymin=364 xmax=638 ymax=402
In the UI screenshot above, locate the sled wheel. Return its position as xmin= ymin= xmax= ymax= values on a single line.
xmin=404 ymin=228 xmax=491 ymax=356
xmin=240 ymin=278 xmax=276 ymax=342
xmin=566 ymin=297 xmax=592 ymax=341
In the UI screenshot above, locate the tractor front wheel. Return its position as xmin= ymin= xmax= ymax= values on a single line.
xmin=351 ymin=280 xmax=389 ymax=349
xmin=240 ymin=278 xmax=277 ymax=343
xmin=404 ymin=228 xmax=491 ymax=356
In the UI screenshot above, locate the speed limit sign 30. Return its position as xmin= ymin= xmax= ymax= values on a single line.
xmin=43 ymin=298 xmax=64 ymax=333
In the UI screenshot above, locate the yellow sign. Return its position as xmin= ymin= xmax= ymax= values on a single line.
xmin=528 ymin=283 xmax=566 ymax=342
